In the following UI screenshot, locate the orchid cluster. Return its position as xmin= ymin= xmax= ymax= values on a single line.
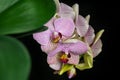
xmin=33 ymin=0 xmax=104 ymax=79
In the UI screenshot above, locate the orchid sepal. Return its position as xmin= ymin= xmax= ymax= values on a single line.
xmin=58 ymin=64 xmax=73 ymax=75
xmin=75 ymin=50 xmax=93 ymax=70
xmin=93 ymin=29 xmax=104 ymax=45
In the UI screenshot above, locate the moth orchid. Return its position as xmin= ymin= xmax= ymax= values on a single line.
xmin=33 ymin=0 xmax=104 ymax=79
xmin=47 ymin=39 xmax=88 ymax=70
xmin=33 ymin=17 xmax=75 ymax=53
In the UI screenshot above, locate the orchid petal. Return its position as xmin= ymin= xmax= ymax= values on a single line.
xmin=93 ymin=29 xmax=104 ymax=45
xmin=41 ymin=43 xmax=57 ymax=53
xmin=67 ymin=53 xmax=80 ymax=65
xmin=49 ymin=41 xmax=88 ymax=56
xmin=47 ymin=54 xmax=61 ymax=70
xmin=91 ymin=39 xmax=102 ymax=57
xmin=48 ymin=44 xmax=63 ymax=57
xmin=68 ymin=41 xmax=88 ymax=55
xmin=75 ymin=15 xmax=89 ymax=37
xmin=49 ymin=64 xmax=61 ymax=70
xmin=85 ymin=26 xmax=95 ymax=45
xmin=33 ymin=29 xmax=52 ymax=45
xmin=44 ymin=17 xmax=55 ymax=31
xmin=59 ymin=3 xmax=75 ymax=19
xmin=54 ymin=18 xmax=75 ymax=37
xmin=59 ymin=64 xmax=73 ymax=75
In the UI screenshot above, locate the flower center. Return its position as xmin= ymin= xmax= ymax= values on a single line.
xmin=60 ymin=53 xmax=71 ymax=63
xmin=52 ymin=32 xmax=62 ymax=43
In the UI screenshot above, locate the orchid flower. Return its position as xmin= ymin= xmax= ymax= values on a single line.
xmin=33 ymin=0 xmax=104 ymax=79
xmin=33 ymin=17 xmax=75 ymax=53
xmin=47 ymin=39 xmax=88 ymax=70
xmin=72 ymin=3 xmax=104 ymax=70
xmin=33 ymin=0 xmax=77 ymax=53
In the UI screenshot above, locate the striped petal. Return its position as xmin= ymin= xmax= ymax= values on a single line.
xmin=33 ymin=29 xmax=52 ymax=45
xmin=54 ymin=18 xmax=75 ymax=37
xmin=91 ymin=39 xmax=103 ymax=57
xmin=47 ymin=54 xmax=61 ymax=70
xmin=49 ymin=41 xmax=88 ymax=56
xmin=41 ymin=42 xmax=57 ymax=53
xmin=68 ymin=41 xmax=88 ymax=55
xmin=59 ymin=3 xmax=75 ymax=19
xmin=67 ymin=53 xmax=80 ymax=65
xmin=85 ymin=26 xmax=95 ymax=45
xmin=75 ymin=15 xmax=89 ymax=37
xmin=44 ymin=17 xmax=55 ymax=31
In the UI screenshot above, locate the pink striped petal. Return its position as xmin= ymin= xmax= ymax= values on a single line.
xmin=67 ymin=53 xmax=79 ymax=65
xmin=44 ymin=17 xmax=55 ymax=31
xmin=75 ymin=15 xmax=89 ymax=37
xmin=49 ymin=41 xmax=88 ymax=56
xmin=59 ymin=3 xmax=75 ymax=19
xmin=41 ymin=43 xmax=57 ymax=53
xmin=85 ymin=26 xmax=95 ymax=45
xmin=48 ymin=44 xmax=63 ymax=57
xmin=49 ymin=63 xmax=61 ymax=70
xmin=68 ymin=41 xmax=88 ymax=55
xmin=91 ymin=39 xmax=102 ymax=57
xmin=54 ymin=18 xmax=75 ymax=37
xmin=33 ymin=29 xmax=52 ymax=45
xmin=47 ymin=54 xmax=61 ymax=70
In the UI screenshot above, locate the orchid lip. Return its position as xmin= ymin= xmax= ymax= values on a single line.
xmin=52 ymin=32 xmax=62 ymax=43
xmin=60 ymin=53 xmax=71 ymax=63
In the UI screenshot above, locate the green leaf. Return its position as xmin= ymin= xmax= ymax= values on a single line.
xmin=59 ymin=64 xmax=73 ymax=75
xmin=0 ymin=36 xmax=31 ymax=80
xmin=0 ymin=0 xmax=56 ymax=35
xmin=0 ymin=0 xmax=19 ymax=13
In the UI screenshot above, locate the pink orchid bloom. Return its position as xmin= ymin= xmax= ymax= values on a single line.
xmin=33 ymin=17 xmax=75 ymax=53
xmin=81 ymin=17 xmax=104 ymax=57
xmin=33 ymin=0 xmax=77 ymax=53
xmin=47 ymin=40 xmax=88 ymax=70
xmin=33 ymin=0 xmax=104 ymax=79
xmin=73 ymin=4 xmax=104 ymax=57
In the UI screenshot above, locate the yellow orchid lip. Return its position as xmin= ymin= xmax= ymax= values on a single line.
xmin=52 ymin=36 xmax=61 ymax=43
xmin=52 ymin=32 xmax=62 ymax=43
xmin=60 ymin=53 xmax=71 ymax=63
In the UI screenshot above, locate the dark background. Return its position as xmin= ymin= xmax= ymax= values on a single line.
xmin=19 ymin=0 xmax=118 ymax=80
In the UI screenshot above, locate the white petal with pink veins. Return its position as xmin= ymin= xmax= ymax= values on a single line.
xmin=59 ymin=3 xmax=75 ymax=19
xmin=85 ymin=26 xmax=95 ymax=45
xmin=75 ymin=15 xmax=89 ymax=37
xmin=47 ymin=54 xmax=61 ymax=70
xmin=33 ymin=29 xmax=52 ymax=45
xmin=91 ymin=39 xmax=103 ymax=57
xmin=67 ymin=53 xmax=79 ymax=65
xmin=54 ymin=18 xmax=75 ymax=37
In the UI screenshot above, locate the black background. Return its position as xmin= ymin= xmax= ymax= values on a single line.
xmin=19 ymin=0 xmax=118 ymax=80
